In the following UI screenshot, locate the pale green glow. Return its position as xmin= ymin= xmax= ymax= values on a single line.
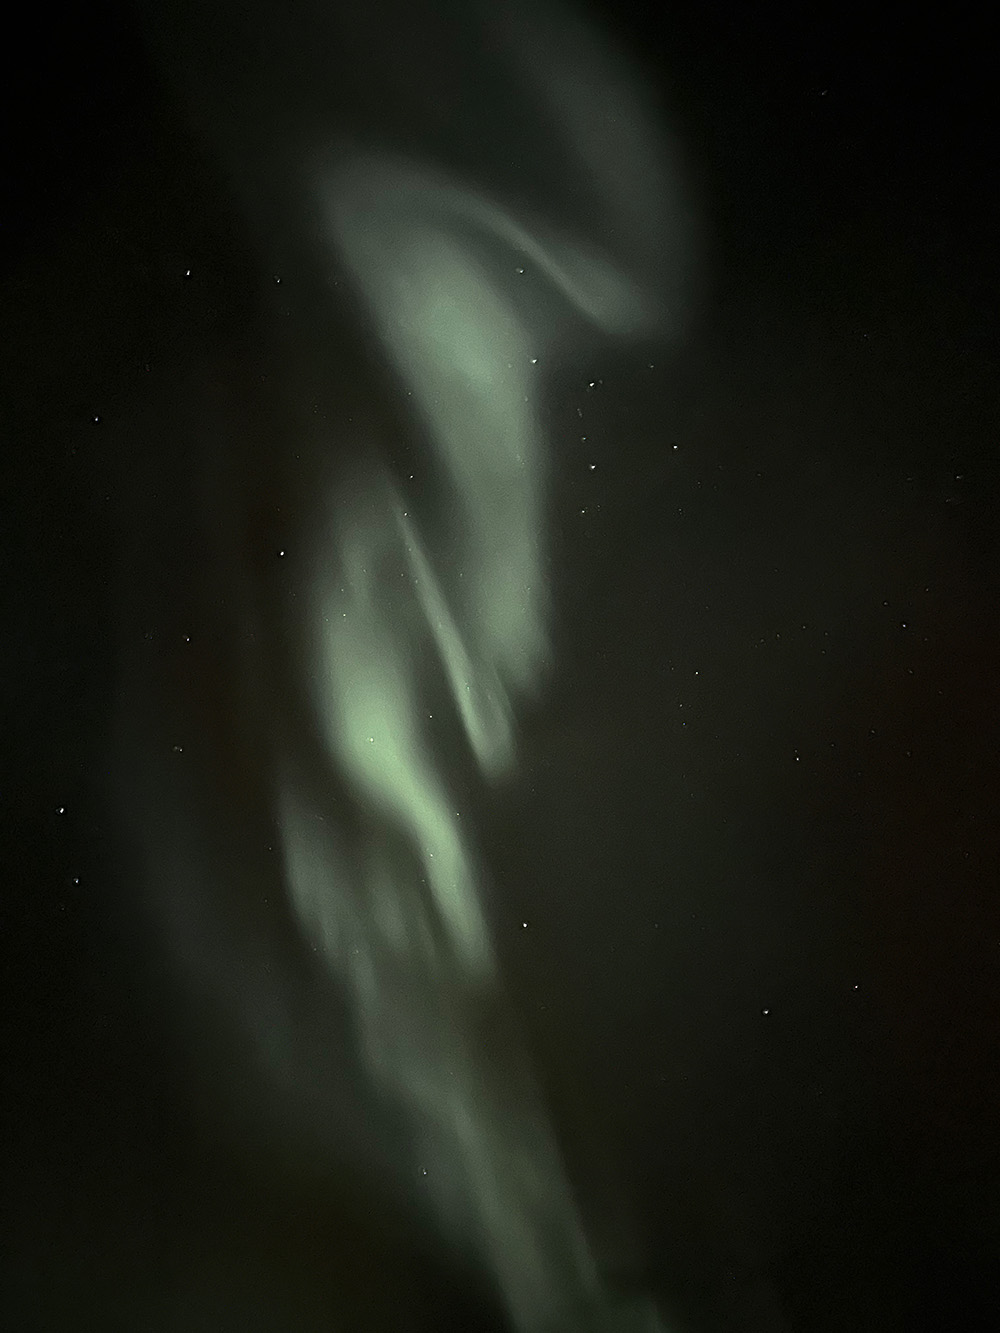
xmin=277 ymin=11 xmax=680 ymax=1330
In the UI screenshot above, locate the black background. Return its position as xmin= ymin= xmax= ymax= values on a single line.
xmin=2 ymin=2 xmax=997 ymax=1330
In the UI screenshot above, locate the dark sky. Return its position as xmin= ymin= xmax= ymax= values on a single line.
xmin=2 ymin=3 xmax=997 ymax=1331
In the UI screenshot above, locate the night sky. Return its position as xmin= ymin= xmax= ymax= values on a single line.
xmin=2 ymin=3 xmax=998 ymax=1331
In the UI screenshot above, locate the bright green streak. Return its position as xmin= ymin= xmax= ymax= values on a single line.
xmin=280 ymin=32 xmax=678 ymax=1333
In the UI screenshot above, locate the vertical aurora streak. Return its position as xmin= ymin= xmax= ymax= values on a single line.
xmin=277 ymin=16 xmax=683 ymax=1328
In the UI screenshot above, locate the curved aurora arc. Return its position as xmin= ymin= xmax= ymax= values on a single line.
xmin=130 ymin=1 xmax=692 ymax=1328
xmin=279 ymin=17 xmax=688 ymax=1332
